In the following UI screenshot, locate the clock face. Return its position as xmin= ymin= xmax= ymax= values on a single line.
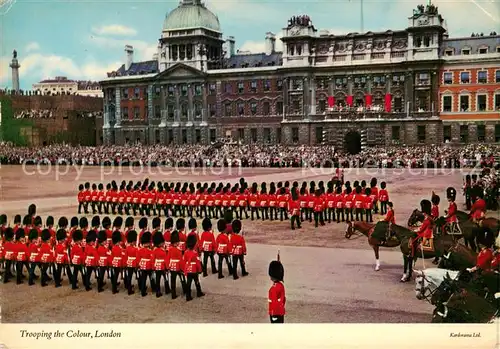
xmin=290 ymin=28 xmax=300 ymax=36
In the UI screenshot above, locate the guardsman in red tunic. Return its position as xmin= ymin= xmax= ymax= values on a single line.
xmin=152 ymin=231 xmax=170 ymax=297
xmin=364 ymin=188 xmax=374 ymax=223
xmin=117 ymin=183 xmax=125 ymax=215
xmin=155 ymin=184 xmax=164 ymax=217
xmin=215 ymin=219 xmax=233 ymax=278
xmin=354 ymin=186 xmax=365 ymax=221
xmin=176 ymin=218 xmax=187 ymax=253
xmin=96 ymin=230 xmax=109 ymax=292
xmin=2 ymin=228 xmax=15 ymax=283
xmin=104 ymin=183 xmax=112 ymax=214
xmin=163 ymin=217 xmax=173 ymax=250
xmin=199 ymin=218 xmax=217 ymax=276
xmin=298 ymin=186 xmax=308 ymax=222
xmin=412 ymin=200 xmax=434 ymax=255
xmin=79 ymin=217 xmax=89 ymax=248
xmin=334 ymin=186 xmax=345 ymax=223
xmin=467 ymin=230 xmax=494 ymax=273
xmin=91 ymin=183 xmax=99 ymax=214
xmin=167 ymin=231 xmax=187 ymax=299
xmin=469 ymin=187 xmax=487 ymax=226
xmin=444 ymin=187 xmax=458 ymax=231
xmin=54 ymin=228 xmax=70 ymax=287
xmin=229 ymin=219 xmax=248 ymax=279
xmin=206 ymin=188 xmax=215 ymax=219
xmin=77 ymin=184 xmax=85 ymax=214
xmin=83 ymin=182 xmax=91 ymax=214
xmin=370 ymin=178 xmax=379 ymax=214
xmin=268 ymin=184 xmax=277 ymax=221
xmin=15 ymin=228 xmax=28 ymax=284
xmin=431 ymin=192 xmax=440 ymax=220
xmin=237 ymin=187 xmax=249 ymax=220
xmin=289 ymin=187 xmax=301 ymax=230
xmin=97 ymin=183 xmax=105 ymax=214
xmin=268 ymin=252 xmax=286 ymax=323
xmin=230 ymin=187 xmax=238 ymax=218
xmin=138 ymin=231 xmax=156 ymax=297
xmin=83 ymin=230 xmax=98 ymax=291
xmin=124 ymin=230 xmax=138 ymax=295
xmin=137 ymin=217 xmax=148 ymax=246
xmin=278 ymin=187 xmax=289 ymax=222
xmin=379 ymin=181 xmax=389 ymax=215
xmin=184 ymin=234 xmax=205 ymax=301
xmin=325 ymin=186 xmax=335 ymax=223
xmin=187 ymin=218 xmax=200 ymax=253
xmin=27 ymin=228 xmax=41 ymax=286
xmin=249 ymin=183 xmax=260 ymax=220
xmin=344 ymin=186 xmax=354 ymax=221
xmin=307 ymin=182 xmax=316 ymax=222
xmin=313 ymin=189 xmax=325 ymax=228
xmin=110 ymin=231 xmax=124 ymax=294
xmin=70 ymin=229 xmax=86 ymax=290
xmin=382 ymin=202 xmax=396 ymax=225
xmin=260 ymin=184 xmax=269 ymax=221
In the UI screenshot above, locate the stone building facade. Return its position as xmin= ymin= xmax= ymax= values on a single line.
xmin=100 ymin=1 xmax=498 ymax=151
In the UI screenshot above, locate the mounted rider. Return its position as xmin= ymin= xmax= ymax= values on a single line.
xmin=381 ymin=201 xmax=395 ymax=241
xmin=466 ymin=230 xmax=494 ymax=274
xmin=430 ymin=191 xmax=440 ymax=220
xmin=469 ymin=187 xmax=487 ymax=227
xmin=444 ymin=187 xmax=459 ymax=234
xmin=412 ymin=199 xmax=434 ymax=253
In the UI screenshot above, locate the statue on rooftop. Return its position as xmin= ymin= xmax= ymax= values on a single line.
xmin=13 ymin=49 xmax=17 ymax=59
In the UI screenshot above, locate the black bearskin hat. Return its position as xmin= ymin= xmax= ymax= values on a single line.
xmin=353 ymin=181 xmax=359 ymax=188
xmin=34 ymin=216 xmax=42 ymax=226
xmin=22 ymin=215 xmax=31 ymax=226
xmin=79 ymin=217 xmax=88 ymax=229
xmin=269 ymin=260 xmax=284 ymax=282
xmin=224 ymin=209 xmax=233 ymax=224
xmin=380 ymin=181 xmax=386 ymax=189
xmin=170 ymin=230 xmax=180 ymax=244
xmin=431 ymin=192 xmax=440 ymax=205
xmin=346 ymin=187 xmax=352 ymax=194
xmin=28 ymin=228 xmax=39 ymax=241
xmin=41 ymin=229 xmax=51 ymax=242
xmin=446 ymin=187 xmax=456 ymax=201
xmin=176 ymin=218 xmax=185 ymax=231
xmin=217 ymin=219 xmax=227 ymax=233
xmin=112 ymin=231 xmax=122 ymax=245
xmin=291 ymin=187 xmax=299 ymax=201
xmin=355 ymin=186 xmax=361 ymax=194
xmin=72 ymin=229 xmax=83 ymax=242
xmin=86 ymin=230 xmax=97 ymax=244
xmin=125 ymin=217 xmax=134 ymax=228
xmin=139 ymin=217 xmax=148 ymax=230
xmin=140 ymin=231 xmax=152 ymax=245
xmin=97 ymin=230 xmax=107 ymax=244
xmin=165 ymin=217 xmax=174 ymax=229
xmin=46 ymin=216 xmax=54 ymax=227
xmin=91 ymin=216 xmax=100 ymax=228
xmin=188 ymin=218 xmax=197 ymax=230
xmin=365 ymin=188 xmax=371 ymax=196
xmin=152 ymin=217 xmax=161 ymax=230
xmin=370 ymin=178 xmax=377 ymax=187
xmin=420 ymin=199 xmax=432 ymax=216
xmin=85 ymin=182 xmax=90 ymax=189
xmin=153 ymin=231 xmax=164 ymax=246
xmin=102 ymin=216 xmax=111 ymax=229
xmin=232 ymin=219 xmax=242 ymax=234
xmin=202 ymin=218 xmax=212 ymax=231
xmin=14 ymin=214 xmax=21 ymax=224
xmin=98 ymin=183 xmax=104 ymax=190
xmin=16 ymin=228 xmax=26 ymax=241
xmin=4 ymin=227 xmax=14 ymax=241
xmin=79 ymin=184 xmax=84 ymax=191
xmin=113 ymin=216 xmax=123 ymax=228
xmin=361 ymin=180 xmax=366 ymax=187
xmin=336 ymin=186 xmax=342 ymax=194
xmin=70 ymin=216 xmax=79 ymax=227
xmin=56 ymin=229 xmax=66 ymax=241
xmin=345 ymin=181 xmax=351 ymax=188
xmin=472 ymin=174 xmax=477 ymax=181
xmin=465 ymin=174 xmax=471 ymax=182
xmin=0 ymin=214 xmax=8 ymax=225
xmin=28 ymin=204 xmax=37 ymax=216
xmin=92 ymin=183 xmax=97 ymax=190
xmin=58 ymin=216 xmax=69 ymax=228
xmin=127 ymin=230 xmax=137 ymax=243
xmin=186 ymin=234 xmax=197 ymax=250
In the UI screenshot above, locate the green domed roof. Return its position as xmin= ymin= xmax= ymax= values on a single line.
xmin=163 ymin=1 xmax=221 ymax=32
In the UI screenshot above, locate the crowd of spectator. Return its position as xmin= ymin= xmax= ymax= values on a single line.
xmin=14 ymin=109 xmax=54 ymax=119
xmin=0 ymin=142 xmax=498 ymax=168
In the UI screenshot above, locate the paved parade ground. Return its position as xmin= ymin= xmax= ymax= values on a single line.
xmin=0 ymin=165 xmax=471 ymax=323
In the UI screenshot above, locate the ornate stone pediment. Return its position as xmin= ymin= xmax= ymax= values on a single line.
xmin=155 ymin=63 xmax=206 ymax=80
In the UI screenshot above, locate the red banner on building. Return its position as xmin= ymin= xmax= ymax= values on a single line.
xmin=365 ymin=94 xmax=372 ymax=107
xmin=385 ymin=93 xmax=392 ymax=112
xmin=346 ymin=95 xmax=353 ymax=107
xmin=327 ymin=96 xmax=335 ymax=108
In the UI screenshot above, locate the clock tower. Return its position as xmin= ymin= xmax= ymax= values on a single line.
xmin=281 ymin=15 xmax=317 ymax=67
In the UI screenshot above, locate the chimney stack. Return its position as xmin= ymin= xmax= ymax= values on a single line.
xmin=226 ymin=36 xmax=235 ymax=57
xmin=124 ymin=45 xmax=134 ymax=71
xmin=265 ymin=32 xmax=276 ymax=55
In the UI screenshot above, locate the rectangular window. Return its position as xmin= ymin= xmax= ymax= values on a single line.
xmin=195 ymin=129 xmax=201 ymax=143
xmin=237 ymin=103 xmax=245 ymax=116
xmin=181 ymin=129 xmax=187 ymax=144
xmin=460 ymin=125 xmax=468 ymax=143
xmin=264 ymin=80 xmax=271 ymax=91
xmin=155 ymin=87 xmax=160 ymax=97
xmin=168 ymin=85 xmax=174 ymax=97
xmin=477 ymin=95 xmax=487 ymax=111
xmin=443 ymin=72 xmax=452 ymax=84
xmin=292 ymin=100 xmax=300 ymax=113
xmin=209 ymin=129 xmax=216 ymax=143
xmin=122 ymin=107 xmax=128 ymax=119
xmin=460 ymin=95 xmax=469 ymax=111
xmin=477 ymin=125 xmax=485 ymax=142
xmin=496 ymin=125 xmax=500 ymax=142
xmin=122 ymin=89 xmax=129 ymax=99
xmin=394 ymin=97 xmax=403 ymax=112
xmin=167 ymin=105 xmax=174 ymax=119
xmin=250 ymin=128 xmax=257 ymax=143
xmin=209 ymin=104 xmax=216 ymax=117
xmin=445 ymin=49 xmax=453 ymax=56
xmin=224 ymin=83 xmax=232 ymax=93
xmin=417 ymin=125 xmax=426 ymax=143
xmin=181 ymin=85 xmax=188 ymax=96
xmin=238 ymin=128 xmax=245 ymax=141
xmin=134 ymin=107 xmax=140 ymax=119
xmin=292 ymin=127 xmax=299 ymax=143
xmin=224 ymin=103 xmax=232 ymax=117
xmin=442 ymin=96 xmax=452 ymax=112
xmin=209 ymin=83 xmax=216 ymax=94
xmin=495 ymin=94 xmax=500 ymax=110
xmin=155 ymin=130 xmax=160 ymax=144
xmin=168 ymin=129 xmax=173 ymax=144
xmin=276 ymin=128 xmax=282 ymax=143
xmin=443 ymin=125 xmax=451 ymax=142
xmin=292 ymin=79 xmax=303 ymax=90
xmin=315 ymin=126 xmax=323 ymax=144
xmin=478 ymin=71 xmax=487 ymax=83
xmin=134 ymin=87 xmax=140 ymax=98
xmin=479 ymin=48 xmax=487 ymax=54
xmin=250 ymin=102 xmax=257 ymax=115
xmin=154 ymin=105 xmax=161 ymax=118
xmin=391 ymin=126 xmax=400 ymax=141
xmin=238 ymin=82 xmax=244 ymax=93
xmin=318 ymin=99 xmax=326 ymax=113
xmin=195 ymin=85 xmax=202 ymax=95
xmin=263 ymin=102 xmax=270 ymax=115
xmin=417 ymin=73 xmax=429 ymax=85
xmin=460 ymin=72 xmax=470 ymax=84
xmin=250 ymin=81 xmax=257 ymax=93
xmin=496 ymin=71 xmax=500 ymax=83
xmin=277 ymin=80 xmax=283 ymax=91
xmin=263 ymin=128 xmax=271 ymax=143
xmin=276 ymin=101 xmax=283 ymax=115
xmin=462 ymin=49 xmax=470 ymax=55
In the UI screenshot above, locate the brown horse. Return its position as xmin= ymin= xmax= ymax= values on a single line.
xmin=345 ymin=221 xmax=401 ymax=271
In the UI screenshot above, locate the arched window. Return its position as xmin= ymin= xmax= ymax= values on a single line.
xmin=181 ymin=103 xmax=188 ymax=119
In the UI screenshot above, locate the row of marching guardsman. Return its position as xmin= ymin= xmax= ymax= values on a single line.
xmin=76 ymin=177 xmax=391 ymax=229
xmin=0 ymin=209 xmax=249 ymax=301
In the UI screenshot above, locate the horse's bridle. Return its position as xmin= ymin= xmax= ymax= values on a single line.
xmin=416 ymin=272 xmax=442 ymax=304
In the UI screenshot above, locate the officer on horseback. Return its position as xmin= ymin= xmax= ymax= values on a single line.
xmin=469 ymin=187 xmax=487 ymax=227
xmin=379 ymin=201 xmax=395 ymax=240
xmin=412 ymin=199 xmax=434 ymax=253
xmin=444 ymin=187 xmax=460 ymax=235
xmin=466 ymin=230 xmax=494 ymax=274
xmin=431 ymin=192 xmax=440 ymax=220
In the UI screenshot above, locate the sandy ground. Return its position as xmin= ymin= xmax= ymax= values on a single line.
xmin=0 ymin=165 xmax=472 ymax=323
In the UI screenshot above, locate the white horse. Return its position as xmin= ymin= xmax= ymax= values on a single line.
xmin=414 ymin=268 xmax=459 ymax=301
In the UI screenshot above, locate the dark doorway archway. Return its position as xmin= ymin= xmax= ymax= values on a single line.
xmin=344 ymin=131 xmax=362 ymax=155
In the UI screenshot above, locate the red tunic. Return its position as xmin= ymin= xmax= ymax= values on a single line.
xmin=260 ymin=193 xmax=269 ymax=208
xmin=163 ymin=230 xmax=172 ymax=249
xmin=229 ymin=234 xmax=247 ymax=255
xmin=354 ymin=194 xmax=365 ymax=209
xmin=378 ymin=189 xmax=389 ymax=202
xmin=153 ymin=247 xmax=168 ymax=271
xmin=199 ymin=231 xmax=216 ymax=252
xmin=98 ymin=190 xmax=105 ymax=203
xmin=307 ymin=194 xmax=315 ymax=209
xmin=249 ymin=193 xmax=259 ymax=208
xmin=364 ymin=195 xmax=374 ymax=209
xmin=178 ymin=231 xmax=187 ymax=252
xmin=165 ymin=192 xmax=173 ymax=205
xmin=335 ymin=193 xmax=344 ymax=209
xmin=288 ymin=200 xmax=300 ymax=216
xmin=16 ymin=242 xmax=28 ymax=262
xmin=325 ymin=193 xmax=335 ymax=209
xmin=111 ymin=245 xmax=124 ymax=268
xmin=125 ymin=245 xmax=138 ymax=268
xmin=344 ymin=194 xmax=354 ymax=209
xmin=216 ymin=233 xmax=231 ymax=254
xmin=167 ymin=246 xmax=184 ymax=272
xmin=183 ymin=249 xmax=202 ymax=275
xmin=384 ymin=209 xmax=395 ymax=225
xmin=476 ymin=248 xmax=493 ymax=271
xmin=28 ymin=243 xmax=40 ymax=263
xmin=83 ymin=190 xmax=91 ymax=202
xmin=446 ymin=202 xmax=458 ymax=223
xmin=39 ymin=243 xmax=53 ymax=263
xmin=370 ymin=187 xmax=379 ymax=203
xmin=181 ymin=193 xmax=189 ymax=206
xmin=238 ymin=194 xmax=247 ymax=207
xmin=54 ymin=242 xmax=68 ymax=264
xmin=97 ymin=245 xmax=109 ymax=267
xmin=278 ymin=194 xmax=289 ymax=209
xmin=84 ymin=245 xmax=98 ymax=267
xmin=138 ymin=247 xmax=153 ymax=270
xmin=268 ymin=281 xmax=286 ymax=316
xmin=313 ymin=197 xmax=324 ymax=212
xmin=299 ymin=194 xmax=308 ymax=209
xmin=431 ymin=205 xmax=439 ymax=219
xmin=416 ymin=216 xmax=433 ymax=239
xmin=3 ymin=241 xmax=15 ymax=261
xmin=470 ymin=199 xmax=487 ymax=220
xmin=77 ymin=190 xmax=85 ymax=203
xmin=70 ymin=244 xmax=85 ymax=265
xmin=229 ymin=193 xmax=237 ymax=208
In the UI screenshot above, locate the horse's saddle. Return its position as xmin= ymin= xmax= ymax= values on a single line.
xmin=408 ymin=238 xmax=434 ymax=252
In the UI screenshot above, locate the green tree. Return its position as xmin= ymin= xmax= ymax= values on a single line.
xmin=0 ymin=96 xmax=34 ymax=146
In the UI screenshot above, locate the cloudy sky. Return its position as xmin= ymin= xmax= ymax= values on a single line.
xmin=0 ymin=0 xmax=498 ymax=90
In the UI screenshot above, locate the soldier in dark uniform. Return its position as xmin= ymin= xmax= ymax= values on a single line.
xmin=464 ymin=174 xmax=472 ymax=210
